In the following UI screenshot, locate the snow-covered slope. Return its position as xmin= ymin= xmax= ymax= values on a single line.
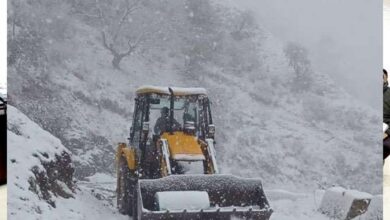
xmin=8 ymin=105 xmax=73 ymax=217
xmin=8 ymin=105 xmax=126 ymax=219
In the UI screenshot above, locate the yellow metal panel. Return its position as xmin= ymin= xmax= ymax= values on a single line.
xmin=161 ymin=132 xmax=204 ymax=159
xmin=116 ymin=143 xmax=126 ymax=162
xmin=116 ymin=143 xmax=137 ymax=170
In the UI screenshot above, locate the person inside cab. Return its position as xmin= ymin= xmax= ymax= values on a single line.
xmin=154 ymin=107 xmax=181 ymax=135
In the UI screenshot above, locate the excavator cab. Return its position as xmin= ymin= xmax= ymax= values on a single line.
xmin=130 ymin=87 xmax=215 ymax=172
xmin=116 ymin=86 xmax=272 ymax=220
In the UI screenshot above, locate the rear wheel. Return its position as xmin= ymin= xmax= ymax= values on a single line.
xmin=117 ymin=157 xmax=134 ymax=215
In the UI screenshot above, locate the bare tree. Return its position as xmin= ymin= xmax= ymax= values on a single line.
xmin=101 ymin=30 xmax=144 ymax=69
xmin=85 ymin=0 xmax=159 ymax=69
xmin=284 ymin=42 xmax=313 ymax=92
xmin=231 ymin=10 xmax=255 ymax=41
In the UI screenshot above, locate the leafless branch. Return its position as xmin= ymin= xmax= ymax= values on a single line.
xmin=112 ymin=0 xmax=141 ymax=42
xmin=102 ymin=31 xmax=118 ymax=56
xmin=73 ymin=8 xmax=102 ymax=19
xmin=95 ymin=0 xmax=107 ymax=26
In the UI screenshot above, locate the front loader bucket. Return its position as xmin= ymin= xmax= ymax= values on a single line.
xmin=134 ymin=174 xmax=273 ymax=220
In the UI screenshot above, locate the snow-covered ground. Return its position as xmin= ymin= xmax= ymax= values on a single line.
xmin=57 ymin=173 xmax=344 ymax=220
xmin=6 ymin=105 xmax=374 ymax=220
xmin=6 ymin=104 xmax=374 ymax=220
xmin=7 ymin=103 xmax=379 ymax=220
xmin=8 ymin=106 xmax=126 ymax=219
xmin=44 ymin=183 xmax=127 ymax=220
xmin=268 ymin=189 xmax=328 ymax=220
xmin=8 ymin=105 xmax=67 ymax=218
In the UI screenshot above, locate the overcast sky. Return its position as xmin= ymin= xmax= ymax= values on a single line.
xmin=227 ymin=0 xmax=382 ymax=109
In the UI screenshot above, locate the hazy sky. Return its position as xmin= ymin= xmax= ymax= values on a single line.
xmin=227 ymin=0 xmax=382 ymax=109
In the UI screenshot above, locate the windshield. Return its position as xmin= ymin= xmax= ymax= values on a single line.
xmin=149 ymin=95 xmax=199 ymax=135
xmin=150 ymin=96 xmax=193 ymax=110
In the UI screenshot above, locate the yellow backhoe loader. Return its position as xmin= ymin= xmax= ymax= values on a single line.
xmin=116 ymin=86 xmax=272 ymax=220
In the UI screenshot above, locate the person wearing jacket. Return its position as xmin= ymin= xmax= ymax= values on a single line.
xmin=154 ymin=107 xmax=181 ymax=135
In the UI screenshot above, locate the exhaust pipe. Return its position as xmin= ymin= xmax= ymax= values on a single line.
xmin=168 ymin=87 xmax=174 ymax=134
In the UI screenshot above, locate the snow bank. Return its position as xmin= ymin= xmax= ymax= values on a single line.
xmin=319 ymin=187 xmax=371 ymax=220
xmin=8 ymin=106 xmax=75 ymax=218
xmin=7 ymin=106 xmax=131 ymax=219
xmin=268 ymin=189 xmax=329 ymax=220
xmin=155 ymin=191 xmax=210 ymax=211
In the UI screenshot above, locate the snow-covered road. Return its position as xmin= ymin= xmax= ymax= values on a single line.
xmin=48 ymin=173 xmax=128 ymax=220
xmin=267 ymin=189 xmax=328 ymax=220
xmin=50 ymin=171 xmax=382 ymax=220
xmin=77 ymin=173 xmax=331 ymax=220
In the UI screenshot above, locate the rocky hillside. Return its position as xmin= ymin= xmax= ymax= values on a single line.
xmin=8 ymin=105 xmax=128 ymax=219
xmin=8 ymin=106 xmax=75 ymax=218
xmin=8 ymin=0 xmax=381 ymax=194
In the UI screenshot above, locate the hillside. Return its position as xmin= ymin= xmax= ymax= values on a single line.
xmin=8 ymin=0 xmax=381 ymax=198
xmin=8 ymin=105 xmax=127 ymax=219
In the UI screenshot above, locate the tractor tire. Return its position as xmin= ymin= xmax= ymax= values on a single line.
xmin=117 ymin=157 xmax=134 ymax=216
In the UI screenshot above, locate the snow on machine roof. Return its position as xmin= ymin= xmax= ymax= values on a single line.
xmin=136 ymin=85 xmax=207 ymax=96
